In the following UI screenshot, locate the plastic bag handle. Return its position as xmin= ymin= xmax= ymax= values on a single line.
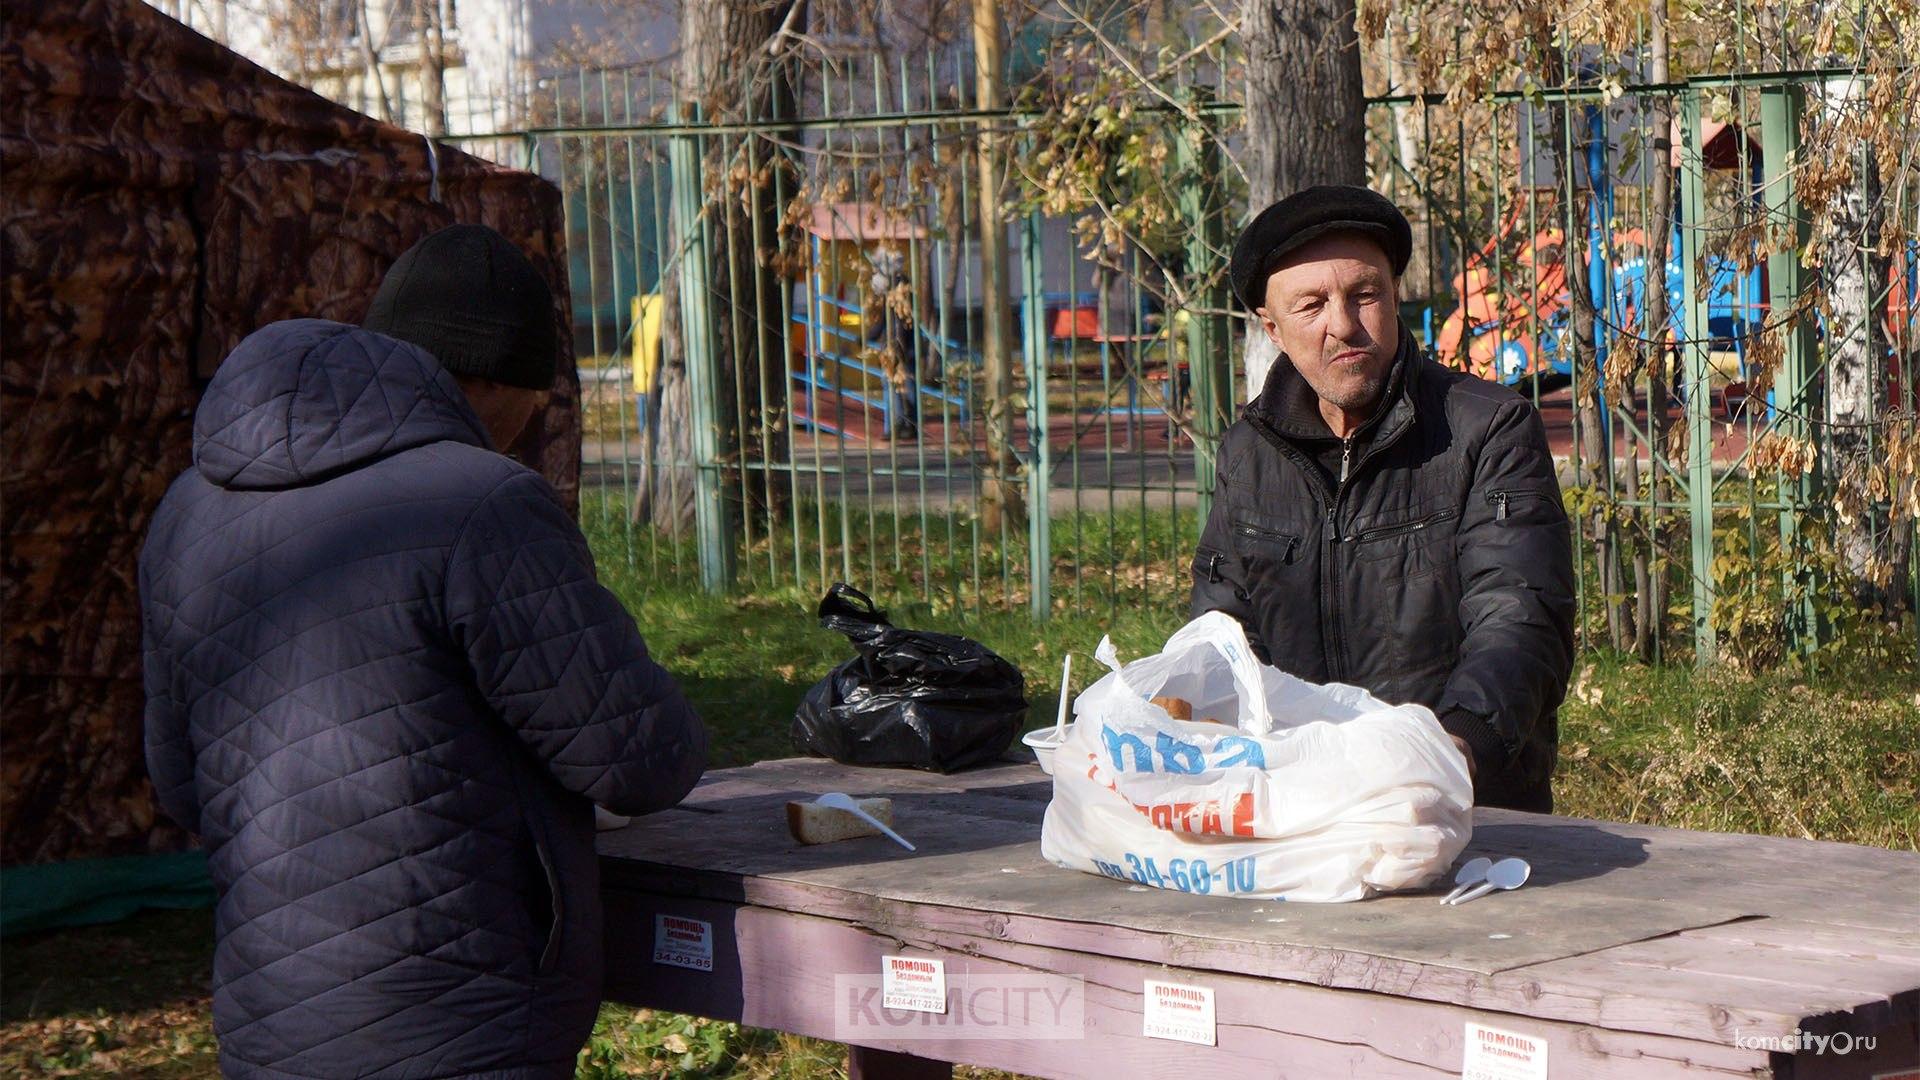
xmin=818 ymin=582 xmax=891 ymax=631
xmin=1160 ymin=611 xmax=1272 ymax=734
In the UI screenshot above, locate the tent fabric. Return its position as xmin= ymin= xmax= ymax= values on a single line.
xmin=0 ymin=0 xmax=579 ymax=866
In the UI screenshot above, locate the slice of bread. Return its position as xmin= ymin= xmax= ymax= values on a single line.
xmin=1150 ymin=695 xmax=1193 ymax=721
xmin=1149 ymin=695 xmax=1230 ymax=725
xmin=786 ymin=797 xmax=895 ymax=845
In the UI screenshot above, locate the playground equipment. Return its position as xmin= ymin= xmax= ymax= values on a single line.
xmin=788 ymin=202 xmax=970 ymax=441
xmin=631 ymin=293 xmax=665 ymax=424
xmin=1022 ymin=289 xmax=1184 ymax=446
xmin=1430 ymin=116 xmax=1768 ymax=406
xmin=1887 ymin=239 xmax=1920 ymax=411
xmin=1431 ymin=215 xmax=1574 ymax=383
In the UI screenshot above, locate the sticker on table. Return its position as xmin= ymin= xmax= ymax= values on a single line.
xmin=1142 ymin=980 xmax=1215 ymax=1046
xmin=1461 ymin=1022 xmax=1548 ymax=1080
xmin=651 ymin=914 xmax=713 ymax=972
xmin=882 ymin=955 xmax=947 ymax=1013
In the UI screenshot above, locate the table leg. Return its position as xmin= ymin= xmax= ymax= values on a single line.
xmin=846 ymin=1045 xmax=953 ymax=1080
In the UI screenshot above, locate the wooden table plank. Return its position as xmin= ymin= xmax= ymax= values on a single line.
xmin=601 ymin=773 xmax=1757 ymax=975
xmin=1682 ymin=918 xmax=1920 ymax=964
xmin=610 ymin=857 xmax=1885 ymax=1045
xmin=654 ymin=760 xmax=1920 ymax=929
xmin=1583 ymin=935 xmax=1920 ymax=999
xmin=600 ymin=758 xmax=1920 ymax=1061
xmin=604 ymin=889 xmax=1782 ymax=1080
xmin=1459 ymin=813 xmax=1920 ymax=933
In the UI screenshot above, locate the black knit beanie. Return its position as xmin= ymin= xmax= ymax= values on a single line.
xmin=363 ymin=224 xmax=558 ymax=390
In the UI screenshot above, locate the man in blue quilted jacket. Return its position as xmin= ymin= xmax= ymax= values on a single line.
xmin=140 ymin=224 xmax=708 ymax=1079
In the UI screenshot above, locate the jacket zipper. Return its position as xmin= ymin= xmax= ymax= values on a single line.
xmin=1245 ymin=414 xmax=1345 ymax=679
xmin=1325 ymin=507 xmax=1345 ymax=678
xmin=1233 ymin=521 xmax=1300 ymax=562
xmin=1355 ymin=506 xmax=1459 ymax=544
xmin=1247 ymin=402 xmax=1419 ymax=682
xmin=1486 ymin=488 xmax=1549 ymax=521
xmin=1324 ymin=418 xmax=1418 ymax=678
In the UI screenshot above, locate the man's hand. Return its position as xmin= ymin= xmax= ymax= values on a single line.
xmin=1449 ymin=734 xmax=1478 ymax=781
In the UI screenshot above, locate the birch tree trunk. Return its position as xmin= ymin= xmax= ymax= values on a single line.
xmin=1816 ymin=75 xmax=1884 ymax=593
xmin=357 ymin=0 xmax=392 ymax=122
xmin=417 ymin=0 xmax=447 ymax=137
xmin=1635 ymin=0 xmax=1674 ymax=660
xmin=1541 ymin=46 xmax=1628 ymax=651
xmin=634 ymin=0 xmax=802 ymax=534
xmin=1239 ymin=0 xmax=1368 ymax=400
xmin=972 ymin=0 xmax=1025 ymax=531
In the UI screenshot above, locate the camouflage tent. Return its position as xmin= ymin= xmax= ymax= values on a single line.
xmin=0 ymin=0 xmax=578 ymax=866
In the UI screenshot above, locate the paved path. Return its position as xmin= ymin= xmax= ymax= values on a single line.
xmin=582 ymin=387 xmax=1763 ymax=509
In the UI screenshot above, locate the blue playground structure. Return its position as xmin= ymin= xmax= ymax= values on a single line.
xmin=1425 ymin=98 xmax=1769 ymax=419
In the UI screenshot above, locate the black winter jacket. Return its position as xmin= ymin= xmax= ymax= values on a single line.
xmin=1190 ymin=328 xmax=1573 ymax=810
xmin=140 ymin=320 xmax=708 ymax=1079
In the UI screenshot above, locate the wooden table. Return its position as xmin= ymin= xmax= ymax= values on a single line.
xmin=599 ymin=757 xmax=1920 ymax=1079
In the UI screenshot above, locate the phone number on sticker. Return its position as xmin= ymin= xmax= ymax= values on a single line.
xmin=1090 ymin=853 xmax=1257 ymax=894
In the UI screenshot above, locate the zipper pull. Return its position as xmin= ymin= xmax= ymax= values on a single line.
xmin=1491 ymin=492 xmax=1511 ymax=521
xmin=1340 ymin=437 xmax=1354 ymax=485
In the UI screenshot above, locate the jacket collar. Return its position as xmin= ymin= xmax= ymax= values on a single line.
xmin=1246 ymin=323 xmax=1420 ymax=448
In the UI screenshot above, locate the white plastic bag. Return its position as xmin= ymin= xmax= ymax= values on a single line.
xmin=1039 ymin=612 xmax=1473 ymax=902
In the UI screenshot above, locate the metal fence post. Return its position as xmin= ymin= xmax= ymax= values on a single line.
xmin=669 ymin=108 xmax=733 ymax=593
xmin=1760 ymin=83 xmax=1821 ymax=654
xmin=1678 ymin=89 xmax=1716 ymax=665
xmin=1021 ymin=203 xmax=1051 ymax=620
xmin=1175 ymin=96 xmax=1230 ymax=528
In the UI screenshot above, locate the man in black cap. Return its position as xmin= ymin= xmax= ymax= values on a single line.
xmin=1191 ymin=185 xmax=1574 ymax=811
xmin=141 ymin=223 xmax=706 ymax=1078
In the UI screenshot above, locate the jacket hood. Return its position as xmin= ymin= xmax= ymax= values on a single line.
xmin=194 ymin=319 xmax=492 ymax=490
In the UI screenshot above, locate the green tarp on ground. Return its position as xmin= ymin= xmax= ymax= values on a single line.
xmin=0 ymin=851 xmax=212 ymax=938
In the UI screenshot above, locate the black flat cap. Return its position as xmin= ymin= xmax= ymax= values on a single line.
xmin=1229 ymin=185 xmax=1413 ymax=310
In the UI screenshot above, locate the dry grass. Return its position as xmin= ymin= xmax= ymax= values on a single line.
xmin=1 ymin=909 xmax=218 ymax=1079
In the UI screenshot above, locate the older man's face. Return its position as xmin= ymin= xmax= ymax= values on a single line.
xmin=1255 ymin=232 xmax=1399 ymax=427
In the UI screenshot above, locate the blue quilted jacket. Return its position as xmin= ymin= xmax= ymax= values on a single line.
xmin=140 ymin=319 xmax=707 ymax=1079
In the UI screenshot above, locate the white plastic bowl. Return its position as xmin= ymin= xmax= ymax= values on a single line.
xmin=1022 ymin=726 xmax=1072 ymax=775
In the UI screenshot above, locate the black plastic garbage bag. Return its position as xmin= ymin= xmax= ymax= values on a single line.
xmin=792 ymin=584 xmax=1027 ymax=772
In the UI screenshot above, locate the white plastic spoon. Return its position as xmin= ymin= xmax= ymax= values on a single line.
xmin=1448 ymin=857 xmax=1530 ymax=905
xmin=815 ymin=792 xmax=916 ymax=852
xmin=1439 ymin=856 xmax=1493 ymax=905
xmin=1054 ymin=654 xmax=1073 ymax=740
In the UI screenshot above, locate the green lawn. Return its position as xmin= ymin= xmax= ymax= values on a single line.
xmin=5 ymin=509 xmax=1914 ymax=1079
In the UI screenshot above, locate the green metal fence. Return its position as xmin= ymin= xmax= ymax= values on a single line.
xmin=448 ymin=50 xmax=1240 ymax=625
xmin=444 ymin=39 xmax=1918 ymax=666
xmin=1367 ymin=57 xmax=1918 ymax=666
